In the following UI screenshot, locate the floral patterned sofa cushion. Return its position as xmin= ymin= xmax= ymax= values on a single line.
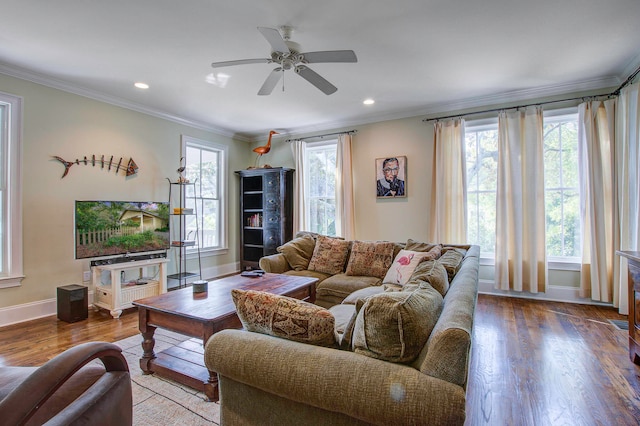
xmin=345 ymin=240 xmax=395 ymax=279
xmin=307 ymin=235 xmax=351 ymax=275
xmin=231 ymin=289 xmax=336 ymax=347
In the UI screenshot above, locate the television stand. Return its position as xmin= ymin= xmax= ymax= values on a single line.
xmin=92 ymin=258 xmax=169 ymax=319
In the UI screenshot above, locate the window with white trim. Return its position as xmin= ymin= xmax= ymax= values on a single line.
xmin=543 ymin=112 xmax=580 ymax=260
xmin=304 ymin=141 xmax=337 ymax=236
xmin=182 ymin=136 xmax=227 ymax=254
xmin=0 ymin=92 xmax=23 ymax=288
xmin=464 ymin=109 xmax=580 ymax=262
xmin=465 ymin=120 xmax=499 ymax=256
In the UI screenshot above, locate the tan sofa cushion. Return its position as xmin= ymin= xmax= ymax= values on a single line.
xmin=316 ymin=274 xmax=382 ymax=301
xmin=231 ymin=289 xmax=335 ymax=347
xmin=328 ymin=304 xmax=358 ymax=350
xmin=439 ymin=249 xmax=466 ymax=282
xmin=276 ymin=234 xmax=316 ymax=271
xmin=342 ymin=286 xmax=385 ymax=305
xmin=352 ymin=285 xmax=443 ymax=363
xmin=345 ymin=241 xmax=395 ymax=279
xmin=308 ymin=235 xmax=351 ymax=275
xmin=409 ymin=259 xmax=450 ymax=296
xmin=404 ymin=238 xmax=436 ymax=252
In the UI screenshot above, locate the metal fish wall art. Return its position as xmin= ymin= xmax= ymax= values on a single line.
xmin=53 ymin=155 xmax=139 ymax=178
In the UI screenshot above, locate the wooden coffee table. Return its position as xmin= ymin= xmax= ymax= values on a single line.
xmin=132 ymin=273 xmax=318 ymax=402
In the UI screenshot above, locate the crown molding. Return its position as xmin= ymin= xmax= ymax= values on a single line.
xmin=0 ymin=63 xmax=243 ymax=140
xmin=271 ymin=74 xmax=621 ymax=141
xmin=1 ymin=61 xmax=624 ymax=143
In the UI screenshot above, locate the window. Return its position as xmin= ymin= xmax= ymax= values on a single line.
xmin=182 ymin=135 xmax=227 ymax=254
xmin=543 ymin=112 xmax=580 ymax=259
xmin=0 ymin=92 xmax=23 ymax=288
xmin=464 ymin=109 xmax=580 ymax=262
xmin=465 ymin=120 xmax=498 ymax=256
xmin=304 ymin=141 xmax=337 ymax=236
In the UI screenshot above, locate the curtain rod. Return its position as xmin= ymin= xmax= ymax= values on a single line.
xmin=284 ymin=130 xmax=357 ymax=143
xmin=423 ymin=63 xmax=640 ymax=123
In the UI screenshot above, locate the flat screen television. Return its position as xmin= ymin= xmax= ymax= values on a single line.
xmin=75 ymin=200 xmax=170 ymax=260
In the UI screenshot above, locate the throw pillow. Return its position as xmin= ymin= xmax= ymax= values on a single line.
xmin=345 ymin=241 xmax=395 ymax=279
xmin=276 ymin=234 xmax=316 ymax=271
xmin=307 ymin=235 xmax=351 ymax=275
xmin=382 ymin=249 xmax=432 ymax=285
xmin=231 ymin=289 xmax=336 ymax=347
xmin=408 ymin=259 xmax=450 ymax=296
xmin=352 ymin=285 xmax=443 ymax=363
xmin=439 ymin=249 xmax=466 ymax=282
xmin=404 ymin=238 xmax=436 ymax=252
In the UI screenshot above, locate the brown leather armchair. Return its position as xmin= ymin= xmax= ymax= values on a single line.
xmin=0 ymin=341 xmax=132 ymax=425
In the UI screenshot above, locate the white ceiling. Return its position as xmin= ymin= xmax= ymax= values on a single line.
xmin=1 ymin=0 xmax=639 ymax=141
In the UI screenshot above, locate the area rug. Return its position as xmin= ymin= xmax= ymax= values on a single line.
xmin=114 ymin=330 xmax=220 ymax=425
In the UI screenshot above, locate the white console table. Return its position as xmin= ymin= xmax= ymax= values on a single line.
xmin=92 ymin=258 xmax=169 ymax=319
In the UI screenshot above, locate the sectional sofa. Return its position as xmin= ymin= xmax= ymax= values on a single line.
xmin=205 ymin=234 xmax=480 ymax=425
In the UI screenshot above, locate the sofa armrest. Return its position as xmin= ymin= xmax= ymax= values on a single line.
xmin=205 ymin=329 xmax=466 ymax=425
xmin=259 ymin=253 xmax=291 ymax=273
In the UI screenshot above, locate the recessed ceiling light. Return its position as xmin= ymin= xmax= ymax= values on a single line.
xmin=363 ymin=99 xmax=375 ymax=105
xmin=134 ymin=82 xmax=149 ymax=89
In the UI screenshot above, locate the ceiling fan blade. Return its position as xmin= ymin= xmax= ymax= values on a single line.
xmin=258 ymin=67 xmax=283 ymax=96
xmin=302 ymin=50 xmax=358 ymax=64
xmin=295 ymin=65 xmax=338 ymax=95
xmin=211 ymin=58 xmax=270 ymax=68
xmin=257 ymin=27 xmax=289 ymax=53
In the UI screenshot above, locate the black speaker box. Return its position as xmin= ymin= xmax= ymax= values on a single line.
xmin=57 ymin=284 xmax=88 ymax=323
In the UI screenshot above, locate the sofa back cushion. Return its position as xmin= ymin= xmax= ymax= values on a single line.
xmin=439 ymin=248 xmax=466 ymax=282
xmin=231 ymin=289 xmax=336 ymax=347
xmin=276 ymin=234 xmax=316 ymax=271
xmin=407 ymin=259 xmax=450 ymax=296
xmin=345 ymin=241 xmax=395 ymax=279
xmin=352 ymin=284 xmax=443 ymax=363
xmin=307 ymin=235 xmax=351 ymax=275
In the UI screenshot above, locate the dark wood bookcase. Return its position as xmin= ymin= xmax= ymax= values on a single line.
xmin=236 ymin=168 xmax=294 ymax=270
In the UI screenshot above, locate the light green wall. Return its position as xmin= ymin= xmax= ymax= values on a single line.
xmin=0 ymin=73 xmax=250 ymax=309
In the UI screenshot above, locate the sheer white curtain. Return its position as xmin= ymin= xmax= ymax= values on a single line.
xmin=615 ymin=83 xmax=640 ymax=314
xmin=336 ymin=133 xmax=356 ymax=239
xmin=430 ymin=118 xmax=467 ymax=243
xmin=495 ymin=106 xmax=547 ymax=292
xmin=578 ymin=99 xmax=617 ymax=303
xmin=290 ymin=139 xmax=307 ymax=234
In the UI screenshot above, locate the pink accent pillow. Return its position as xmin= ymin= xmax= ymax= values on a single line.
xmin=383 ymin=249 xmax=433 ymax=285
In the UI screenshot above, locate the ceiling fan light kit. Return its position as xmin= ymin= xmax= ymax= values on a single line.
xmin=211 ymin=26 xmax=357 ymax=96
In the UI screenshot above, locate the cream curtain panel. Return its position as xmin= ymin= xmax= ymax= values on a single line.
xmin=495 ymin=106 xmax=547 ymax=292
xmin=431 ymin=118 xmax=467 ymax=243
xmin=578 ymin=99 xmax=617 ymax=303
xmin=336 ymin=133 xmax=356 ymax=240
xmin=290 ymin=139 xmax=307 ymax=234
xmin=614 ymin=83 xmax=640 ymax=314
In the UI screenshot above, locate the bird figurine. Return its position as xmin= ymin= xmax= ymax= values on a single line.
xmin=252 ymin=130 xmax=278 ymax=168
xmin=177 ymin=156 xmax=188 ymax=183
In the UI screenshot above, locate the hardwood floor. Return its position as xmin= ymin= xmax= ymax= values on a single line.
xmin=467 ymin=295 xmax=640 ymax=426
xmin=1 ymin=295 xmax=639 ymax=425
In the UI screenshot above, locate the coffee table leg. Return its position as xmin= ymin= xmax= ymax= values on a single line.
xmin=204 ymin=371 xmax=219 ymax=402
xmin=138 ymin=307 xmax=157 ymax=374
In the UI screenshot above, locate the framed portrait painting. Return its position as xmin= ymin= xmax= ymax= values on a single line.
xmin=376 ymin=156 xmax=406 ymax=198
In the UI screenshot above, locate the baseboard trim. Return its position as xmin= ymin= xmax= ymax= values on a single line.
xmin=478 ymin=279 xmax=612 ymax=306
xmin=0 ymin=262 xmax=241 ymax=327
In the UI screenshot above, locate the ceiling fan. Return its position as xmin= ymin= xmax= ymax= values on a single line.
xmin=211 ymin=26 xmax=357 ymax=96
